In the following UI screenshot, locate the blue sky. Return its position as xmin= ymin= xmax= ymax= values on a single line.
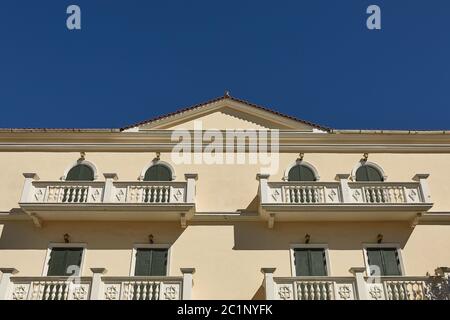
xmin=0 ymin=1 xmax=449 ymax=130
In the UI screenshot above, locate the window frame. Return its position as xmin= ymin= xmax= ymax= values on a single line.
xmin=61 ymin=160 xmax=98 ymax=181
xmin=283 ymin=160 xmax=320 ymax=182
xmin=42 ymin=243 xmax=87 ymax=276
xmin=362 ymin=243 xmax=405 ymax=276
xmin=129 ymin=244 xmax=172 ymax=276
xmin=289 ymin=244 xmax=331 ymax=277
xmin=139 ymin=161 xmax=176 ymax=181
xmin=351 ymin=161 xmax=387 ymax=182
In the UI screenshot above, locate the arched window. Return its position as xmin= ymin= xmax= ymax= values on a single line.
xmin=66 ymin=164 xmax=94 ymax=181
xmin=355 ymin=164 xmax=384 ymax=182
xmin=288 ymin=164 xmax=317 ymax=182
xmin=144 ymin=164 xmax=172 ymax=181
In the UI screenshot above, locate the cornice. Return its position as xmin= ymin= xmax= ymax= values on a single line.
xmin=0 ymin=130 xmax=449 ymax=153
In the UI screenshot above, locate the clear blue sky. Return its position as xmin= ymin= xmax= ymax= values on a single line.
xmin=0 ymin=1 xmax=449 ymax=130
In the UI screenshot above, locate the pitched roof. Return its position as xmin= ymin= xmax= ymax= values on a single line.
xmin=120 ymin=93 xmax=331 ymax=131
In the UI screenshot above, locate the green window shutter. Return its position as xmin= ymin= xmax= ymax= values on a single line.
xmin=134 ymin=249 xmax=168 ymax=276
xmin=381 ymin=248 xmax=401 ymax=276
xmin=366 ymin=248 xmax=384 ymax=276
xmin=288 ymin=165 xmax=316 ymax=182
xmin=149 ymin=249 xmax=168 ymax=276
xmin=367 ymin=248 xmax=401 ymax=276
xmin=134 ymin=249 xmax=152 ymax=276
xmin=294 ymin=248 xmax=327 ymax=276
xmin=66 ymin=164 xmax=94 ymax=181
xmin=144 ymin=165 xmax=172 ymax=181
xmin=47 ymin=248 xmax=67 ymax=276
xmin=47 ymin=248 xmax=83 ymax=276
xmin=356 ymin=165 xmax=383 ymax=182
xmin=309 ymin=249 xmax=327 ymax=276
xmin=294 ymin=249 xmax=310 ymax=276
xmin=64 ymin=248 xmax=83 ymax=276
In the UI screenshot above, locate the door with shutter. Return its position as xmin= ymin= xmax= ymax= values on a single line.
xmin=47 ymin=247 xmax=83 ymax=276
xmin=293 ymin=248 xmax=327 ymax=276
xmin=134 ymin=248 xmax=168 ymax=276
xmin=366 ymin=248 xmax=402 ymax=276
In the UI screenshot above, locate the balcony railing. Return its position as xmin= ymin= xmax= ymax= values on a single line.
xmin=18 ymin=173 xmax=197 ymax=224
xmin=257 ymin=173 xmax=433 ymax=223
xmin=262 ymin=267 xmax=450 ymax=301
xmin=0 ymin=268 xmax=195 ymax=300
xmin=102 ymin=276 xmax=184 ymax=300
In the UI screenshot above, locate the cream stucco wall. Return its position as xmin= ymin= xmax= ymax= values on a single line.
xmin=1 ymin=152 xmax=450 ymax=212
xmin=0 ymin=220 xmax=449 ymax=299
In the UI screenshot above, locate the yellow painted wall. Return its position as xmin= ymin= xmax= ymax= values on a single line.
xmin=0 ymin=220 xmax=449 ymax=299
xmin=1 ymin=152 xmax=450 ymax=213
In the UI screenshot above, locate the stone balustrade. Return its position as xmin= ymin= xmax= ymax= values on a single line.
xmin=0 ymin=268 xmax=195 ymax=300
xmin=259 ymin=175 xmax=431 ymax=206
xmin=19 ymin=173 xmax=198 ymax=205
xmin=261 ymin=267 xmax=450 ymax=301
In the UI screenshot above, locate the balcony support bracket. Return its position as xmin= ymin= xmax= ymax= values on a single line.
xmin=29 ymin=213 xmax=42 ymax=228
xmin=180 ymin=213 xmax=187 ymax=229
xmin=268 ymin=213 xmax=275 ymax=229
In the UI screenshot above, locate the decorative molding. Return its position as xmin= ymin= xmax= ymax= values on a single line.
xmin=61 ymin=159 xmax=99 ymax=181
xmin=350 ymin=161 xmax=387 ymax=181
xmin=139 ymin=160 xmax=176 ymax=181
xmin=283 ymin=160 xmax=320 ymax=181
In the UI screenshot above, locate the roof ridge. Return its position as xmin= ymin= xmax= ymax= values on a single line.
xmin=120 ymin=94 xmax=331 ymax=131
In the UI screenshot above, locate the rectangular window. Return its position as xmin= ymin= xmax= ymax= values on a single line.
xmin=134 ymin=248 xmax=168 ymax=276
xmin=366 ymin=247 xmax=402 ymax=276
xmin=293 ymin=248 xmax=327 ymax=276
xmin=47 ymin=247 xmax=83 ymax=276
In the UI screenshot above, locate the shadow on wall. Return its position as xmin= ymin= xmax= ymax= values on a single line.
xmin=0 ymin=219 xmax=187 ymax=250
xmin=232 ymin=221 xmax=415 ymax=251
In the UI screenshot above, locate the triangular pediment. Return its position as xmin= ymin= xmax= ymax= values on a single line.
xmin=122 ymin=95 xmax=330 ymax=132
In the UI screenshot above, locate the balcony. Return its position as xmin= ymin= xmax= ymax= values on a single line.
xmin=18 ymin=173 xmax=197 ymax=226
xmin=257 ymin=174 xmax=433 ymax=224
xmin=261 ymin=267 xmax=450 ymax=300
xmin=0 ymin=268 xmax=195 ymax=300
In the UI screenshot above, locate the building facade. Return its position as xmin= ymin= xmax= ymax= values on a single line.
xmin=0 ymin=94 xmax=449 ymax=300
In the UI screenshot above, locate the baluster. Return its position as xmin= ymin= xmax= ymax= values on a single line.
xmin=302 ymin=283 xmax=309 ymax=300
xmin=374 ymin=187 xmax=382 ymax=203
xmin=398 ymin=283 xmax=406 ymax=300
xmin=39 ymin=282 xmax=46 ymax=300
xmin=64 ymin=282 xmax=70 ymax=300
xmin=296 ymin=283 xmax=302 ymax=300
xmin=293 ymin=187 xmax=299 ymax=203
xmin=136 ymin=282 xmax=142 ymax=300
xmin=319 ymin=283 xmax=325 ymax=300
xmin=307 ymin=187 xmax=312 ymax=203
xmin=148 ymin=187 xmax=153 ymax=203
xmin=300 ymin=187 xmax=305 ymax=203
xmin=285 ymin=187 xmax=291 ymax=203
xmin=386 ymin=283 xmax=393 ymax=300
xmin=384 ymin=188 xmax=391 ymax=203
xmin=398 ymin=187 xmax=405 ymax=203
xmin=327 ymin=282 xmax=333 ymax=300
xmin=392 ymin=283 xmax=400 ymax=300
xmin=415 ymin=282 xmax=424 ymax=300
xmin=84 ymin=187 xmax=89 ymax=202
xmin=57 ymin=282 xmax=64 ymax=300
xmin=314 ymin=283 xmax=320 ymax=300
xmin=309 ymin=283 xmax=315 ymax=300
xmin=142 ymin=282 xmax=148 ymax=300
xmin=365 ymin=188 xmax=371 ymax=203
